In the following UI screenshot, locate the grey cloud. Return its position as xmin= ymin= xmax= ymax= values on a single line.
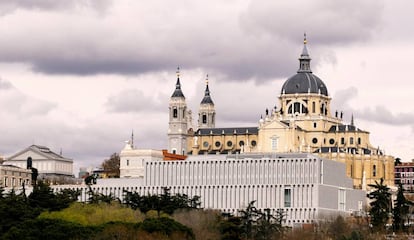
xmin=0 ymin=0 xmax=112 ymax=16
xmin=356 ymin=106 xmax=414 ymax=127
xmin=105 ymin=89 xmax=167 ymax=113
xmin=0 ymin=80 xmax=56 ymax=117
xmin=0 ymin=1 xmax=385 ymax=83
xmin=0 ymin=79 xmax=12 ymax=89
xmin=240 ymin=0 xmax=384 ymax=45
xmin=331 ymin=87 xmax=414 ymax=129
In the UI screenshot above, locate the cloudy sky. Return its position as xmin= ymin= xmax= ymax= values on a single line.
xmin=0 ymin=0 xmax=413 ymax=173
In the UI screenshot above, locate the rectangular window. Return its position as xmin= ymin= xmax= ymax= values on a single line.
xmin=271 ymin=137 xmax=278 ymax=150
xmin=126 ymin=159 xmax=129 ymax=166
xmin=373 ymin=165 xmax=377 ymax=177
xmin=312 ymin=102 xmax=315 ymax=113
xmin=284 ymin=188 xmax=291 ymax=207
xmin=341 ymin=137 xmax=345 ymax=145
xmin=338 ymin=189 xmax=346 ymax=211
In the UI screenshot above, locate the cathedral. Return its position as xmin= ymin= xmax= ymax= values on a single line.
xmin=168 ymin=36 xmax=395 ymax=189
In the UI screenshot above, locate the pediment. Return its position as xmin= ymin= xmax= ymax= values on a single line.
xmin=8 ymin=149 xmax=51 ymax=161
xmin=261 ymin=120 xmax=290 ymax=130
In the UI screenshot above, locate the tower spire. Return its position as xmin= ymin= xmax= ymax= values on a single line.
xmin=201 ymin=74 xmax=213 ymax=104
xmin=298 ymin=33 xmax=312 ymax=73
xmin=198 ymin=74 xmax=215 ymax=128
xmin=171 ymin=66 xmax=185 ymax=98
xmin=351 ymin=114 xmax=354 ymax=126
xmin=131 ymin=130 xmax=134 ymax=148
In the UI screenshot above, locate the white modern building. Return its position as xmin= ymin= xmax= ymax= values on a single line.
xmin=52 ymin=152 xmax=365 ymax=226
xmin=5 ymin=145 xmax=73 ymax=181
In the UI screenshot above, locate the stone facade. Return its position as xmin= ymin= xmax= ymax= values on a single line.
xmin=395 ymin=162 xmax=414 ymax=192
xmin=0 ymin=164 xmax=31 ymax=188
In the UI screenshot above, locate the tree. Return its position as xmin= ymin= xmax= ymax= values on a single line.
xmin=101 ymin=152 xmax=120 ymax=178
xmin=29 ymin=181 xmax=80 ymax=211
xmin=393 ymin=183 xmax=412 ymax=232
xmin=395 ymin=157 xmax=402 ymax=166
xmin=255 ymin=208 xmax=283 ymax=240
xmin=123 ymin=188 xmax=201 ymax=215
xmin=220 ymin=215 xmax=242 ymax=240
xmin=239 ymin=201 xmax=259 ymax=239
xmin=367 ymin=178 xmax=391 ymax=231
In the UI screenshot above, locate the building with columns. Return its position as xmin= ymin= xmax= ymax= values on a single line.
xmin=168 ymin=36 xmax=395 ymax=189
xmin=4 ymin=145 xmax=73 ymax=183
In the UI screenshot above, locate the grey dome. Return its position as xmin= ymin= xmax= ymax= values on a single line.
xmin=281 ymin=72 xmax=328 ymax=96
xmin=281 ymin=35 xmax=328 ymax=96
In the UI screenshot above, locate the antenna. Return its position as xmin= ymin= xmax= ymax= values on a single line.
xmin=131 ymin=130 xmax=134 ymax=148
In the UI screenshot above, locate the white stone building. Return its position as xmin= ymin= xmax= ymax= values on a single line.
xmin=5 ymin=145 xmax=73 ymax=180
xmin=0 ymin=164 xmax=31 ymax=188
xmin=119 ymin=142 xmax=163 ymax=178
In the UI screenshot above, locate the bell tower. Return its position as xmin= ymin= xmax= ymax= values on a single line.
xmin=198 ymin=75 xmax=216 ymax=128
xmin=168 ymin=67 xmax=188 ymax=155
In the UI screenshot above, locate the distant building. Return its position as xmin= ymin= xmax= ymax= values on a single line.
xmin=119 ymin=142 xmax=186 ymax=178
xmin=0 ymin=164 xmax=31 ymax=188
xmin=395 ymin=162 xmax=414 ymax=192
xmin=4 ymin=145 xmax=73 ymax=183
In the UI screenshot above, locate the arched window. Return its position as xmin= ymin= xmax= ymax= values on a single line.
xmin=350 ymin=137 xmax=354 ymax=145
xmin=173 ymin=108 xmax=178 ymax=118
xmin=288 ymin=102 xmax=307 ymax=115
xmin=202 ymin=114 xmax=207 ymax=124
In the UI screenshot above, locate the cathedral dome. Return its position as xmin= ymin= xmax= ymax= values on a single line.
xmin=281 ymin=35 xmax=328 ymax=96
xmin=281 ymin=72 xmax=328 ymax=96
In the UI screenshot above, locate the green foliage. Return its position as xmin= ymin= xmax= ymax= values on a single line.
xmin=222 ymin=201 xmax=287 ymax=240
xmin=367 ymin=178 xmax=391 ymax=231
xmin=1 ymin=218 xmax=97 ymax=240
xmin=39 ymin=202 xmax=145 ymax=226
xmin=123 ymin=187 xmax=201 ymax=215
xmin=140 ymin=217 xmax=195 ymax=239
xmin=29 ymin=181 xmax=80 ymax=211
xmin=395 ymin=157 xmax=402 ymax=166
xmin=173 ymin=209 xmax=222 ymax=240
xmin=219 ymin=215 xmax=242 ymax=240
xmin=0 ymin=189 xmax=40 ymax=235
xmin=393 ymin=183 xmax=413 ymax=232
xmin=91 ymin=222 xmax=138 ymax=240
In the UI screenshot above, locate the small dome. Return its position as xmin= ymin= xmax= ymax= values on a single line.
xmin=281 ymin=72 xmax=328 ymax=96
